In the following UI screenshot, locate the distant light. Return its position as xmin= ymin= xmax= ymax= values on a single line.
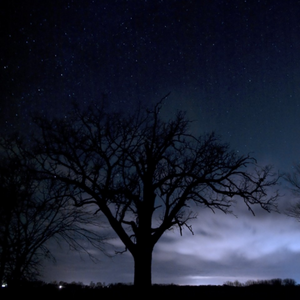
xmin=2 ymin=283 xmax=7 ymax=288
xmin=59 ymin=285 xmax=63 ymax=289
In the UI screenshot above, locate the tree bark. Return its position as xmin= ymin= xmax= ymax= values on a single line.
xmin=132 ymin=187 xmax=155 ymax=287
xmin=133 ymin=241 xmax=153 ymax=288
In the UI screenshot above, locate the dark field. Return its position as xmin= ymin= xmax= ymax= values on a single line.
xmin=1 ymin=285 xmax=299 ymax=299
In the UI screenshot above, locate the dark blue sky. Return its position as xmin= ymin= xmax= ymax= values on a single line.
xmin=2 ymin=0 xmax=300 ymax=285
xmin=2 ymin=0 xmax=300 ymax=167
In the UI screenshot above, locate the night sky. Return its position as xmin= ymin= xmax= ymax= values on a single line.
xmin=2 ymin=0 xmax=300 ymax=286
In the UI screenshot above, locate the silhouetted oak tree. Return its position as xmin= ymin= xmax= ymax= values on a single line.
xmin=32 ymin=98 xmax=278 ymax=287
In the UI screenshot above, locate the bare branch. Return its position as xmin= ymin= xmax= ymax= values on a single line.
xmin=29 ymin=98 xmax=280 ymax=287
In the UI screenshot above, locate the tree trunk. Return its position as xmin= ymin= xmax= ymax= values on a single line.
xmin=133 ymin=241 xmax=153 ymax=288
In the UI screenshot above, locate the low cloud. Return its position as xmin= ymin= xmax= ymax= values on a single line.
xmin=43 ymin=194 xmax=300 ymax=285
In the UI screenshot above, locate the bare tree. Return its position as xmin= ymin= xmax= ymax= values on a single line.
xmin=0 ymin=136 xmax=106 ymax=286
xmin=32 ymin=98 xmax=279 ymax=287
xmin=284 ymin=164 xmax=300 ymax=220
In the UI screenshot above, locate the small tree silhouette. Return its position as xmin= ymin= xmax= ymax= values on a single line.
xmin=283 ymin=278 xmax=296 ymax=286
xmin=284 ymin=164 xmax=300 ymax=220
xmin=0 ymin=137 xmax=106 ymax=286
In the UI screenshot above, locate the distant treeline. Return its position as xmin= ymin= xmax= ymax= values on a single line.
xmin=223 ymin=278 xmax=297 ymax=287
xmin=1 ymin=279 xmax=300 ymax=299
xmin=1 ymin=277 xmax=298 ymax=290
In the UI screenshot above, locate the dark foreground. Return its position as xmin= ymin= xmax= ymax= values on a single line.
xmin=1 ymin=285 xmax=299 ymax=299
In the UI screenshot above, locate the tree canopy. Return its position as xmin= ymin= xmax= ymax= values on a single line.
xmin=31 ymin=99 xmax=279 ymax=287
